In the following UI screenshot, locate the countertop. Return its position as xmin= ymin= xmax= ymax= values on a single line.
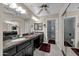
xmin=3 ymin=33 xmax=43 ymax=51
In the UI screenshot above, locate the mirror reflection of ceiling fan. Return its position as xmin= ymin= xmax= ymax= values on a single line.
xmin=37 ymin=4 xmax=50 ymax=15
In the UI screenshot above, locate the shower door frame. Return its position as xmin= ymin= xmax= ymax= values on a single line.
xmin=47 ymin=19 xmax=56 ymax=40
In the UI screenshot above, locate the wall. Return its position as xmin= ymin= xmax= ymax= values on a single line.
xmin=56 ymin=4 xmax=69 ymax=51
xmin=0 ymin=17 xmax=3 ymax=56
xmin=25 ymin=19 xmax=33 ymax=33
xmin=0 ymin=7 xmax=3 ymax=56
xmin=0 ymin=19 xmax=3 ymax=56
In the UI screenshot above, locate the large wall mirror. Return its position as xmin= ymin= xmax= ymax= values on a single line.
xmin=3 ymin=21 xmax=18 ymax=31
xmin=64 ymin=3 xmax=79 ymax=56
xmin=64 ymin=17 xmax=75 ymax=47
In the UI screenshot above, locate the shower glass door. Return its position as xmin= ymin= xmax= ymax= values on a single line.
xmin=47 ymin=20 xmax=55 ymax=40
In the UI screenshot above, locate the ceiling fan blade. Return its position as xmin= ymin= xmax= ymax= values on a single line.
xmin=37 ymin=8 xmax=43 ymax=15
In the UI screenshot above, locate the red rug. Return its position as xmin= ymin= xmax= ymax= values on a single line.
xmin=39 ymin=43 xmax=50 ymax=53
xmin=48 ymin=40 xmax=55 ymax=44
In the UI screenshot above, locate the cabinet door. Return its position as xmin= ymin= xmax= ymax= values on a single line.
xmin=25 ymin=44 xmax=33 ymax=56
xmin=22 ymin=49 xmax=26 ymax=56
xmin=15 ymin=51 xmax=23 ymax=56
xmin=15 ymin=49 xmax=26 ymax=56
xmin=24 ymin=47 xmax=28 ymax=56
xmin=27 ymin=45 xmax=33 ymax=56
xmin=17 ymin=41 xmax=30 ymax=52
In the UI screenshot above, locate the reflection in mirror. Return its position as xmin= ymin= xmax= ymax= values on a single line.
xmin=64 ymin=17 xmax=75 ymax=47
xmin=64 ymin=3 xmax=79 ymax=56
xmin=3 ymin=20 xmax=19 ymax=32
xmin=34 ymin=23 xmax=43 ymax=30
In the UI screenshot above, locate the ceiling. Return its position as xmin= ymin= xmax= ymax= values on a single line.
xmin=2 ymin=3 xmax=79 ymax=18
xmin=67 ymin=3 xmax=79 ymax=12
xmin=24 ymin=3 xmax=65 ymax=17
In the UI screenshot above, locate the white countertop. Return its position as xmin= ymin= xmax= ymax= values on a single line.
xmin=3 ymin=38 xmax=29 ymax=50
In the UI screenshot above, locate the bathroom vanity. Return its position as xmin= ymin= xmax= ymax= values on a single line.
xmin=3 ymin=32 xmax=44 ymax=56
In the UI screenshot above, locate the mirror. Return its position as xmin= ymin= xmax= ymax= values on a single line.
xmin=64 ymin=3 xmax=79 ymax=56
xmin=3 ymin=20 xmax=19 ymax=31
xmin=34 ymin=23 xmax=43 ymax=30
xmin=64 ymin=17 xmax=75 ymax=47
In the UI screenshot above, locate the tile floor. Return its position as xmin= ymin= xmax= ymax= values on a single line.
xmin=34 ymin=44 xmax=63 ymax=56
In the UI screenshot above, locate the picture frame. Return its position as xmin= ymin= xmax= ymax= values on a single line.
xmin=34 ymin=23 xmax=43 ymax=30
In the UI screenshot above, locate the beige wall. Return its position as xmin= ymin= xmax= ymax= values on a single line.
xmin=53 ymin=4 xmax=69 ymax=51
xmin=0 ymin=9 xmax=3 ymax=56
xmin=0 ymin=18 xmax=3 ymax=56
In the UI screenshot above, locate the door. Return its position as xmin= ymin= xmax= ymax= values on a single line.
xmin=47 ymin=20 xmax=55 ymax=40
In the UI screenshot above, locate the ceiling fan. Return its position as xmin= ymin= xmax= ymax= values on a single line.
xmin=37 ymin=4 xmax=50 ymax=15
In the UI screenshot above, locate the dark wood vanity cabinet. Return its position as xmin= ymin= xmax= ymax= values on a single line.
xmin=4 ymin=40 xmax=34 ymax=56
xmin=15 ymin=40 xmax=34 ymax=56
xmin=34 ymin=34 xmax=44 ymax=49
xmin=25 ymin=44 xmax=33 ymax=56
xmin=3 ymin=33 xmax=44 ymax=56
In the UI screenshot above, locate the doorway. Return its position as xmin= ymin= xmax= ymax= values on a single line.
xmin=47 ymin=20 xmax=56 ymax=41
